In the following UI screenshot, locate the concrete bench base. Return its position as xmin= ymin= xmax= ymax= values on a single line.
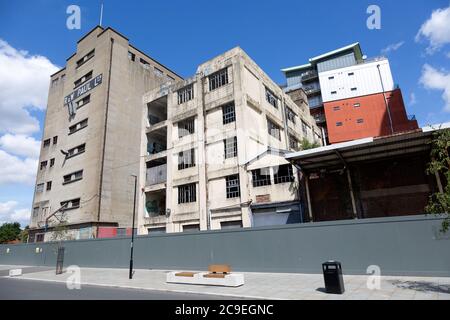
xmin=9 ymin=269 xmax=22 ymax=277
xmin=166 ymin=271 xmax=244 ymax=287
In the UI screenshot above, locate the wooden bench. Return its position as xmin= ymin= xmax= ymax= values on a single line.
xmin=203 ymin=264 xmax=231 ymax=278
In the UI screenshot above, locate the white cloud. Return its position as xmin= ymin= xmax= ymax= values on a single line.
xmin=415 ymin=6 xmax=450 ymax=54
xmin=0 ymin=150 xmax=38 ymax=185
xmin=0 ymin=134 xmax=40 ymax=158
xmin=381 ymin=41 xmax=405 ymax=55
xmin=419 ymin=64 xmax=450 ymax=112
xmin=409 ymin=92 xmax=417 ymax=106
xmin=0 ymin=39 xmax=59 ymax=134
xmin=0 ymin=200 xmax=30 ymax=226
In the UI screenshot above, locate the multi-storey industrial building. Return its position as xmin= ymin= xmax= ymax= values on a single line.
xmin=138 ymin=47 xmax=322 ymax=234
xmin=29 ymin=26 xmax=182 ymax=242
xmin=281 ymin=43 xmax=418 ymax=144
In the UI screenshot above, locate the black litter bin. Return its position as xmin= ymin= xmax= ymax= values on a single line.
xmin=322 ymin=261 xmax=345 ymax=294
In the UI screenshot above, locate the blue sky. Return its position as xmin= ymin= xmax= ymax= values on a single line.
xmin=0 ymin=0 xmax=449 ymax=226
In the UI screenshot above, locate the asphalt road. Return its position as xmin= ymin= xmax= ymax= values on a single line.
xmin=0 ymin=277 xmax=242 ymax=300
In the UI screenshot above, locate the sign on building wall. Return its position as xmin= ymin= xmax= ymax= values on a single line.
xmin=64 ymin=74 xmax=103 ymax=105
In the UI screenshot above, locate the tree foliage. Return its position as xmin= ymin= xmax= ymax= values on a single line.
xmin=300 ymin=138 xmax=321 ymax=150
xmin=0 ymin=222 xmax=21 ymax=244
xmin=425 ymin=128 xmax=450 ymax=232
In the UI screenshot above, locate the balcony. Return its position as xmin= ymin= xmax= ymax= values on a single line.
xmin=147 ymin=95 xmax=167 ymax=128
xmin=301 ymin=70 xmax=318 ymax=82
xmin=144 ymin=190 xmax=166 ymax=219
xmin=313 ymin=113 xmax=326 ymax=124
xmin=303 ymin=85 xmax=321 ymax=96
xmin=146 ymin=163 xmax=167 ymax=186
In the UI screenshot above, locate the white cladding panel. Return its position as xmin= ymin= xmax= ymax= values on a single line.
xmin=319 ymin=59 xmax=394 ymax=103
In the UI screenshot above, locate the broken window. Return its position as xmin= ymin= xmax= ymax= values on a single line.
xmin=178 ymin=148 xmax=195 ymax=170
xmin=274 ymin=164 xmax=295 ymax=184
xmin=63 ymin=170 xmax=83 ymax=184
xmin=69 ymin=118 xmax=88 ymax=134
xmin=178 ymin=117 xmax=195 ymax=138
xmin=76 ymin=94 xmax=91 ymax=109
xmin=67 ymin=144 xmax=85 ymax=158
xmin=76 ymin=49 xmax=95 ymax=68
xmin=74 ymin=70 xmax=93 ymax=88
xmin=60 ymin=198 xmax=81 ymax=210
xmin=252 ymin=168 xmax=271 ymax=187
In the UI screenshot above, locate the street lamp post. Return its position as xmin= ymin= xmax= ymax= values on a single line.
xmin=129 ymin=174 xmax=137 ymax=279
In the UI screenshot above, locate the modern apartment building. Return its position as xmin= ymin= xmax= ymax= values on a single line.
xmin=139 ymin=47 xmax=322 ymax=234
xmin=29 ymin=26 xmax=182 ymax=242
xmin=281 ymin=43 xmax=418 ymax=144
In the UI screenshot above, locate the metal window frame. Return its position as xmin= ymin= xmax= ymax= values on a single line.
xmin=224 ymin=137 xmax=237 ymax=159
xmin=267 ymin=119 xmax=281 ymax=140
xmin=178 ymin=148 xmax=195 ymax=170
xmin=226 ymin=174 xmax=240 ymax=198
xmin=222 ymin=102 xmax=236 ymax=124
xmin=178 ymin=117 xmax=195 ymax=138
xmin=265 ymin=87 xmax=278 ymax=108
xmin=177 ymin=84 xmax=194 ymax=105
xmin=274 ymin=164 xmax=295 ymax=184
xmin=252 ymin=169 xmax=272 ymax=187
xmin=178 ymin=183 xmax=196 ymax=204
xmin=209 ymin=68 xmax=229 ymax=91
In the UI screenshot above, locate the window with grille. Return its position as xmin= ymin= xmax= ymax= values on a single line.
xmin=265 ymin=87 xmax=278 ymax=108
xmin=209 ymin=68 xmax=228 ymax=91
xmin=301 ymin=120 xmax=311 ymax=137
xmin=267 ymin=119 xmax=281 ymax=140
xmin=226 ymin=175 xmax=240 ymax=198
xmin=67 ymin=144 xmax=85 ymax=158
xmin=178 ymin=85 xmax=194 ymax=104
xmin=76 ymin=49 xmax=95 ymax=68
xmin=222 ymin=102 xmax=236 ymax=124
xmin=76 ymin=94 xmax=91 ymax=109
xmin=224 ymin=137 xmax=237 ymax=159
xmin=63 ymin=170 xmax=83 ymax=185
xmin=40 ymin=161 xmax=48 ymax=170
xmin=178 ymin=148 xmax=195 ymax=170
xmin=252 ymin=168 xmax=271 ymax=187
xmin=74 ymin=70 xmax=92 ymax=88
xmin=43 ymin=139 xmax=50 ymax=148
xmin=128 ymin=51 xmax=136 ymax=61
xmin=286 ymin=106 xmax=296 ymax=123
xmin=60 ymin=198 xmax=81 ymax=210
xmin=178 ymin=118 xmax=195 ymax=138
xmin=69 ymin=118 xmax=88 ymax=134
xmin=178 ymin=183 xmax=196 ymax=204
xmin=274 ymin=164 xmax=295 ymax=184
xmin=289 ymin=135 xmax=298 ymax=150
xmin=46 ymin=181 xmax=52 ymax=191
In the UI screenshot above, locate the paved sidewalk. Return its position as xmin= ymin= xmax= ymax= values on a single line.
xmin=2 ymin=265 xmax=450 ymax=300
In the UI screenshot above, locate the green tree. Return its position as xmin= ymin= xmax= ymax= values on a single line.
xmin=0 ymin=222 xmax=21 ymax=243
xmin=425 ymin=128 xmax=450 ymax=232
xmin=300 ymin=138 xmax=321 ymax=150
xmin=19 ymin=225 xmax=30 ymax=243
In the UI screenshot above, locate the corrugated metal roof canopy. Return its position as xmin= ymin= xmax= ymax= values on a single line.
xmin=285 ymin=130 xmax=433 ymax=172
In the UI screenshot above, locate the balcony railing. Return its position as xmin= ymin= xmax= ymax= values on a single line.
xmin=304 ymin=86 xmax=321 ymax=96
xmin=146 ymin=164 xmax=167 ymax=186
xmin=301 ymin=70 xmax=318 ymax=82
xmin=313 ymin=113 xmax=326 ymax=123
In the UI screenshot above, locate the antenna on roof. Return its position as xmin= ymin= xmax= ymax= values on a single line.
xmin=99 ymin=2 xmax=104 ymax=27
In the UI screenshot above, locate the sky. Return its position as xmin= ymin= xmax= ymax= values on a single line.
xmin=0 ymin=0 xmax=449 ymax=227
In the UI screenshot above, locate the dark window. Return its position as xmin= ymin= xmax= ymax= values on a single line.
xmin=301 ymin=120 xmax=310 ymax=137
xmin=285 ymin=106 xmax=296 ymax=123
xmin=46 ymin=181 xmax=52 ymax=191
xmin=50 ymin=158 xmax=55 ymax=167
xmin=348 ymin=72 xmax=354 ymax=76
xmin=76 ymin=49 xmax=95 ymax=68
xmin=76 ymin=94 xmax=91 ymax=109
xmin=351 ymin=87 xmax=357 ymax=91
xmin=140 ymin=58 xmax=149 ymax=65
xmin=289 ymin=135 xmax=298 ymax=150
xmin=274 ymin=164 xmax=295 ymax=184
xmin=128 ymin=51 xmax=136 ymax=61
xmin=63 ymin=170 xmax=83 ymax=185
xmin=333 ymin=106 xmax=340 ymax=111
xmin=252 ymin=168 xmax=271 ymax=187
xmin=178 ymin=148 xmax=195 ymax=170
xmin=36 ymin=234 xmax=45 ymax=242
xmin=177 ymin=85 xmax=194 ymax=104
xmin=226 ymin=175 xmax=240 ymax=199
xmin=178 ymin=118 xmax=195 ymax=138
xmin=74 ymin=70 xmax=92 ymax=88
xmin=209 ymin=68 xmax=228 ymax=91
xmin=183 ymin=224 xmax=200 ymax=232
xmin=328 ymin=76 xmax=334 ymax=80
xmin=265 ymin=87 xmax=278 ymax=108
xmin=53 ymin=136 xmax=58 ymax=145
xmin=336 ymin=122 xmax=343 ymax=127
xmin=40 ymin=161 xmax=48 ymax=170
xmin=178 ymin=183 xmax=196 ymax=204
xmin=357 ymin=118 xmax=364 ymax=124
xmin=331 ymin=91 xmax=337 ymax=95
xmin=267 ymin=119 xmax=281 ymax=140
xmin=60 ymin=198 xmax=81 ymax=210
xmin=69 ymin=118 xmax=88 ymax=134
xmin=224 ymin=137 xmax=237 ymax=159
xmin=220 ymin=220 xmax=242 ymax=229
xmin=222 ymin=102 xmax=236 ymax=124
xmin=43 ymin=139 xmax=50 ymax=148
xmin=66 ymin=144 xmax=85 ymax=158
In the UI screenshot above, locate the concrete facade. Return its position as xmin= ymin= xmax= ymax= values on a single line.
xmin=29 ymin=26 xmax=182 ymax=242
xmin=140 ymin=47 xmax=321 ymax=234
